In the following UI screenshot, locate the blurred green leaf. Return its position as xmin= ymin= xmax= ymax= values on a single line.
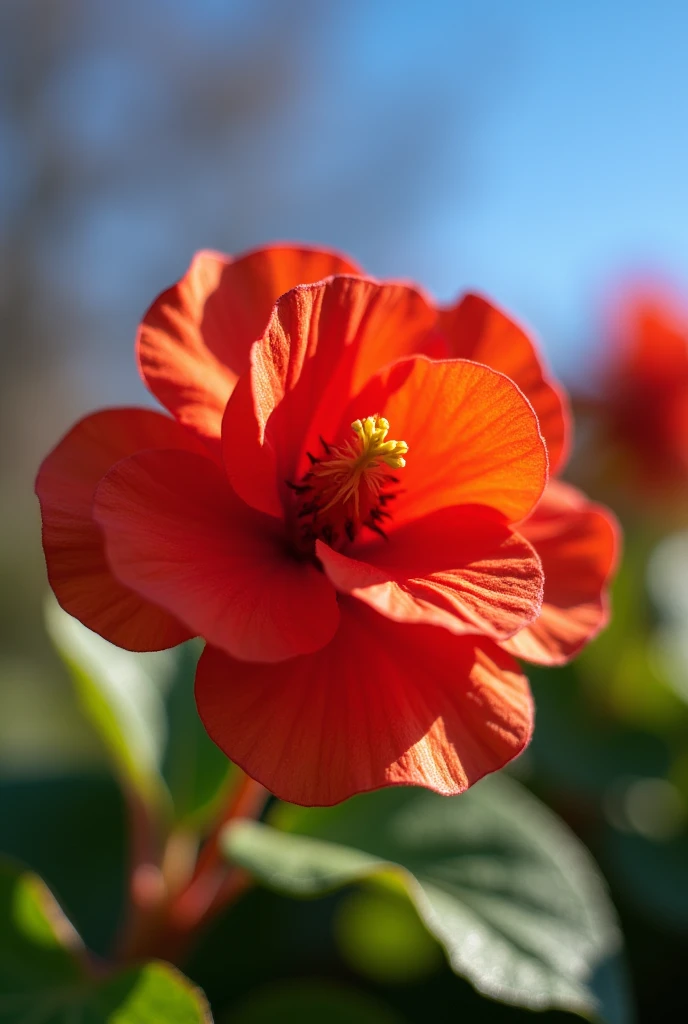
xmin=228 ymin=980 xmax=405 ymax=1024
xmin=527 ymin=662 xmax=671 ymax=799
xmin=578 ymin=534 xmax=687 ymax=732
xmin=45 ymin=597 xmax=173 ymax=807
xmin=45 ymin=602 xmax=231 ymax=828
xmin=161 ymin=640 xmax=234 ymax=829
xmin=604 ymin=826 xmax=688 ymax=932
xmin=0 ymin=773 xmax=126 ymax=956
xmin=0 ymin=858 xmax=211 ymax=1021
xmin=334 ymin=886 xmax=444 ymax=984
xmin=223 ymin=776 xmax=629 ymax=1023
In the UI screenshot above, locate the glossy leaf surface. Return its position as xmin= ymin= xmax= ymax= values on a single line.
xmin=223 ymin=776 xmax=629 ymax=1022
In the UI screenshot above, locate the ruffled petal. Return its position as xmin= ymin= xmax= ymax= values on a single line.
xmin=439 ymin=293 xmax=571 ymax=473
xmin=35 ymin=408 xmax=206 ymax=650
xmin=503 ymin=481 xmax=620 ymax=665
xmin=195 ymin=598 xmax=533 ymax=805
xmin=330 ymin=356 xmax=548 ymax=527
xmin=316 ymin=506 xmax=543 ymax=640
xmin=137 ymin=245 xmax=362 ymax=454
xmin=222 ymin=276 xmax=439 ymax=517
xmin=93 ymin=449 xmax=339 ymax=662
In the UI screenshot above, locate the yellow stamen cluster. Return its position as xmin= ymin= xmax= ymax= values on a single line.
xmin=313 ymin=415 xmax=408 ymax=517
xmin=350 ymin=416 xmax=409 ymax=469
xmin=289 ymin=414 xmax=407 ymax=549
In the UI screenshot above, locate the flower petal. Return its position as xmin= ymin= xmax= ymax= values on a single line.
xmin=333 ymin=356 xmax=548 ymax=527
xmin=137 ymin=245 xmax=362 ymax=454
xmin=503 ymin=481 xmax=620 ymax=665
xmin=195 ymin=598 xmax=533 ymax=806
xmin=35 ymin=408 xmax=206 ymax=650
xmin=316 ymin=506 xmax=544 ymax=640
xmin=93 ymin=449 xmax=339 ymax=662
xmin=439 ymin=293 xmax=571 ymax=473
xmin=222 ymin=276 xmax=439 ymax=517
xmin=603 ymin=288 xmax=688 ymax=489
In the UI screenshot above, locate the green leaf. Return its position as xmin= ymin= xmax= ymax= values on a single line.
xmin=0 ymin=859 xmax=211 ymax=1022
xmin=85 ymin=962 xmax=211 ymax=1023
xmin=45 ymin=597 xmax=173 ymax=807
xmin=223 ymin=776 xmax=629 ymax=1023
xmin=46 ymin=602 xmax=231 ymax=827
xmin=0 ymin=773 xmax=126 ymax=956
xmin=161 ymin=640 xmax=234 ymax=829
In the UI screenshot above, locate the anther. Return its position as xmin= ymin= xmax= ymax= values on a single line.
xmin=290 ymin=414 xmax=407 ymax=550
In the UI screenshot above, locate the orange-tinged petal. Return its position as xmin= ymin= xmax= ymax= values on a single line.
xmin=35 ymin=408 xmax=206 ymax=650
xmin=316 ymin=506 xmax=544 ymax=640
xmin=330 ymin=356 xmax=548 ymax=527
xmin=503 ymin=481 xmax=620 ymax=665
xmin=137 ymin=244 xmax=362 ymax=455
xmin=439 ymin=293 xmax=570 ymax=473
xmin=93 ymin=449 xmax=339 ymax=662
xmin=222 ymin=276 xmax=439 ymax=517
xmin=195 ymin=598 xmax=533 ymax=806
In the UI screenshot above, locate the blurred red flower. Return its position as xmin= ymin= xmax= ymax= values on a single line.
xmin=600 ymin=287 xmax=688 ymax=493
xmin=36 ymin=245 xmax=618 ymax=805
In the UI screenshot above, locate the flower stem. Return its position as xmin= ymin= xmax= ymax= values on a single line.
xmin=113 ymin=786 xmax=166 ymax=963
xmin=168 ymin=771 xmax=267 ymax=930
xmin=117 ymin=770 xmax=268 ymax=966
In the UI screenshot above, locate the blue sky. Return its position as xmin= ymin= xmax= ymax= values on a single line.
xmin=6 ymin=0 xmax=688 ymax=403
xmin=272 ymin=0 xmax=688 ymax=377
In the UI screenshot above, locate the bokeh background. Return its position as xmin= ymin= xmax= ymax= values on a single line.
xmin=2 ymin=1 xmax=688 ymax=1021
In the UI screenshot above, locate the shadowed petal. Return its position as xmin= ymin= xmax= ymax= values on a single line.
xmin=195 ymin=598 xmax=533 ymax=806
xmin=503 ymin=481 xmax=620 ymax=665
xmin=35 ymin=407 xmax=209 ymax=650
xmin=93 ymin=449 xmax=339 ymax=662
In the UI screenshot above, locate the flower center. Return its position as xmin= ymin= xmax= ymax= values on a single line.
xmin=288 ymin=415 xmax=408 ymax=550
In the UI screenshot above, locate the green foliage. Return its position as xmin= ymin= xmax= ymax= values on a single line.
xmin=161 ymin=640 xmax=236 ymax=829
xmin=45 ymin=601 xmax=231 ymax=828
xmin=604 ymin=827 xmax=688 ymax=932
xmin=45 ymin=597 xmax=172 ymax=807
xmin=0 ymin=859 xmax=211 ymax=1022
xmin=223 ymin=776 xmax=630 ymax=1023
xmin=334 ymin=886 xmax=444 ymax=984
xmin=527 ymin=662 xmax=672 ymax=799
xmin=0 ymin=774 xmax=126 ymax=956
xmin=579 ymin=535 xmax=688 ymax=730
xmin=228 ymin=980 xmax=405 ymax=1024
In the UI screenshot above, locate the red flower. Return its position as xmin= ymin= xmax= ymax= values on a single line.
xmin=36 ymin=245 xmax=618 ymax=805
xmin=599 ymin=286 xmax=688 ymax=493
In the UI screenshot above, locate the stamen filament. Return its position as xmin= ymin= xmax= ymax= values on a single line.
xmin=290 ymin=415 xmax=407 ymax=549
